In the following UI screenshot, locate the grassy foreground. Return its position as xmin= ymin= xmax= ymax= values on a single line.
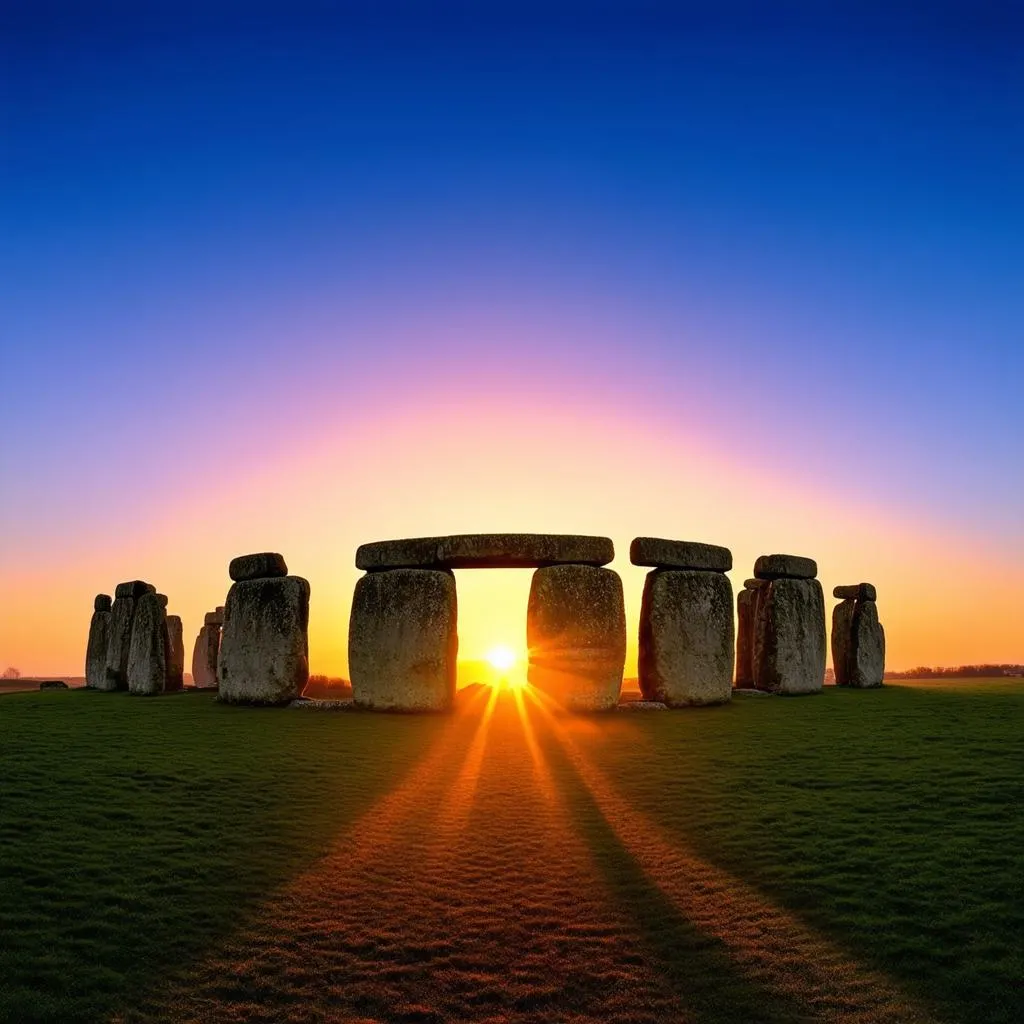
xmin=0 ymin=681 xmax=1021 ymax=1022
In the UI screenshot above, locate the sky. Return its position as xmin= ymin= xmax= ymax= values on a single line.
xmin=2 ymin=2 xmax=1022 ymax=677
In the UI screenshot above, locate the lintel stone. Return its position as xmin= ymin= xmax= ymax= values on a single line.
xmin=355 ymin=533 xmax=614 ymax=571
xmin=229 ymin=552 xmax=288 ymax=582
xmin=754 ymin=554 xmax=818 ymax=580
xmin=834 ymin=583 xmax=877 ymax=601
xmin=629 ymin=537 xmax=732 ymax=572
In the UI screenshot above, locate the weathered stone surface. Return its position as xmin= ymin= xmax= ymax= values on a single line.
xmin=166 ymin=615 xmax=184 ymax=691
xmin=850 ymin=600 xmax=885 ymax=688
xmin=735 ymin=588 xmax=757 ymax=687
xmin=191 ymin=624 xmax=221 ymax=689
xmin=215 ymin=605 xmax=225 ymax=621
xmin=94 ymin=593 xmax=112 ymax=612
xmin=831 ymin=599 xmax=856 ymax=686
xmin=349 ymin=569 xmax=457 ymax=711
xmin=639 ymin=570 xmax=734 ymax=706
xmin=754 ymin=554 xmax=818 ymax=580
xmin=218 ymin=576 xmax=310 ymax=705
xmin=834 ymin=583 xmax=877 ymax=602
xmin=156 ymin=593 xmax=168 ymax=608
xmin=39 ymin=680 xmax=69 ymax=690
xmin=114 ymin=580 xmax=152 ymax=600
xmin=355 ymin=534 xmax=614 ymax=571
xmin=228 ymin=552 xmax=288 ymax=582
xmin=744 ymin=579 xmax=768 ymax=590
xmin=103 ymin=593 xmax=139 ymax=691
xmin=527 ymin=565 xmax=626 ymax=712
xmin=85 ymin=601 xmax=112 ymax=689
xmin=127 ymin=591 xmax=170 ymax=696
xmin=204 ymin=611 xmax=221 ymax=625
xmin=630 ymin=537 xmax=732 ymax=572
xmin=752 ymin=578 xmax=826 ymax=695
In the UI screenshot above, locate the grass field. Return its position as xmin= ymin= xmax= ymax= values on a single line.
xmin=0 ymin=681 xmax=1021 ymax=1022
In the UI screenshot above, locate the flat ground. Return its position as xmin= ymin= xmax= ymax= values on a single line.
xmin=0 ymin=682 xmax=1022 ymax=1023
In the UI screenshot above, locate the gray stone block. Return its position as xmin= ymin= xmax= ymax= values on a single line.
xmin=629 ymin=537 xmax=732 ymax=572
xmin=191 ymin=623 xmax=221 ymax=689
xmin=103 ymin=594 xmax=138 ymax=691
xmin=85 ymin=604 xmax=111 ymax=689
xmin=127 ymin=592 xmax=170 ymax=696
xmin=349 ymin=569 xmax=458 ymax=711
xmin=94 ymin=593 xmax=112 ymax=612
xmin=114 ymin=580 xmax=152 ymax=600
xmin=850 ymin=600 xmax=885 ymax=688
xmin=166 ymin=615 xmax=184 ymax=691
xmin=639 ymin=570 xmax=734 ymax=706
xmin=218 ymin=576 xmax=310 ymax=705
xmin=752 ymin=578 xmax=826 ymax=695
xmin=355 ymin=533 xmax=614 ymax=571
xmin=754 ymin=554 xmax=818 ymax=580
xmin=833 ymin=583 xmax=877 ymax=602
xmin=229 ymin=552 xmax=288 ymax=582
xmin=831 ymin=599 xmax=856 ymax=686
xmin=735 ymin=587 xmax=757 ymax=687
xmin=527 ymin=564 xmax=626 ymax=712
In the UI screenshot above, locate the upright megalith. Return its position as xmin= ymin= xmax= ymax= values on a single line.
xmin=127 ymin=591 xmax=170 ymax=696
xmin=350 ymin=569 xmax=458 ymax=711
xmin=103 ymin=581 xmax=152 ymax=691
xmin=191 ymin=611 xmax=222 ymax=690
xmin=166 ymin=615 xmax=184 ymax=691
xmin=218 ymin=554 xmax=310 ymax=705
xmin=632 ymin=538 xmax=734 ymax=706
xmin=85 ymin=594 xmax=112 ymax=689
xmin=752 ymin=556 xmax=826 ymax=695
xmin=527 ymin=564 xmax=626 ymax=711
xmin=735 ymin=579 xmax=767 ymax=687
xmin=832 ymin=584 xmax=885 ymax=688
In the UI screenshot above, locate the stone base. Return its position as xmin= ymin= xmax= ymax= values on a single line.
xmin=218 ymin=576 xmax=310 ymax=705
xmin=639 ymin=570 xmax=734 ymax=706
xmin=349 ymin=569 xmax=458 ymax=711
xmin=527 ymin=564 xmax=625 ymax=712
xmin=753 ymin=578 xmax=826 ymax=695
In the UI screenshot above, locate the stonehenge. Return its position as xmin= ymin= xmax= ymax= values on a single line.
xmin=218 ymin=554 xmax=310 ymax=705
xmin=633 ymin=538 xmax=734 ymax=706
xmin=832 ymin=583 xmax=885 ymax=688
xmin=103 ymin=581 xmax=154 ymax=691
xmin=127 ymin=591 xmax=171 ymax=696
xmin=166 ymin=615 xmax=185 ymax=691
xmin=735 ymin=579 xmax=767 ymax=687
xmin=527 ymin=563 xmax=626 ymax=711
xmin=191 ymin=608 xmax=223 ymax=689
xmin=85 ymin=594 xmax=112 ymax=689
xmin=751 ymin=555 xmax=826 ymax=695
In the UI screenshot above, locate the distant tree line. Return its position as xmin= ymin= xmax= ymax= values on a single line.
xmin=884 ymin=664 xmax=1024 ymax=679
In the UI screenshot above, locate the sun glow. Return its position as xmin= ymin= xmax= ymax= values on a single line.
xmin=485 ymin=645 xmax=527 ymax=688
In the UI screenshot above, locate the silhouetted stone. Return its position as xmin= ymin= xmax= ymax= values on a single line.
xmin=218 ymin=575 xmax=310 ymax=705
xmin=191 ymin=623 xmax=221 ymax=689
xmin=831 ymin=599 xmax=856 ymax=686
xmin=834 ymin=583 xmax=877 ymax=602
xmin=104 ymin=583 xmax=152 ymax=691
xmin=349 ymin=569 xmax=458 ymax=711
xmin=754 ymin=554 xmax=818 ymax=580
xmin=850 ymin=600 xmax=885 ymax=688
xmin=630 ymin=537 xmax=732 ymax=572
xmin=127 ymin=591 xmax=170 ymax=696
xmin=114 ymin=580 xmax=152 ymax=600
xmin=355 ymin=534 xmax=614 ymax=571
xmin=39 ymin=680 xmax=69 ymax=690
xmin=527 ymin=564 xmax=626 ymax=712
xmin=735 ymin=581 xmax=767 ymax=687
xmin=204 ymin=611 xmax=221 ymax=625
xmin=639 ymin=570 xmax=734 ymax=706
xmin=752 ymin=578 xmax=826 ymax=695
xmin=166 ymin=615 xmax=184 ymax=691
xmin=85 ymin=595 xmax=112 ymax=689
xmin=229 ymin=552 xmax=288 ymax=582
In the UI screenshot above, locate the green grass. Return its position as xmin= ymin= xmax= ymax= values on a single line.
xmin=0 ymin=682 xmax=1022 ymax=1022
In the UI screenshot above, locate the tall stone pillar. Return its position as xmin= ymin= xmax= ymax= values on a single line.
xmin=103 ymin=581 xmax=154 ymax=691
xmin=631 ymin=538 xmax=734 ymax=707
xmin=191 ymin=610 xmax=223 ymax=689
xmin=128 ymin=591 xmax=171 ymax=696
xmin=85 ymin=594 xmax=112 ymax=689
xmin=349 ymin=568 xmax=458 ymax=711
xmin=751 ymin=555 xmax=825 ymax=695
xmin=832 ymin=583 xmax=885 ymax=688
xmin=735 ymin=578 xmax=767 ymax=688
xmin=527 ymin=564 xmax=625 ymax=712
xmin=166 ymin=614 xmax=185 ymax=691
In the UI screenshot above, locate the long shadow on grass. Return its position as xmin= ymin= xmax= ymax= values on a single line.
xmin=536 ymin=729 xmax=812 ymax=1024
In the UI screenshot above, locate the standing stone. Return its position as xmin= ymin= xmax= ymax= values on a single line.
xmin=349 ymin=569 xmax=457 ymax=711
xmin=103 ymin=581 xmax=151 ymax=691
xmin=191 ymin=621 xmax=221 ymax=689
xmin=753 ymin=578 xmax=826 ymax=695
xmin=831 ymin=599 xmax=857 ymax=686
xmin=849 ymin=600 xmax=885 ymax=688
xmin=218 ymin=574 xmax=310 ymax=705
xmin=85 ymin=594 xmax=112 ymax=689
xmin=527 ymin=564 xmax=626 ymax=712
xmin=166 ymin=615 xmax=184 ymax=691
xmin=735 ymin=580 xmax=767 ymax=687
xmin=639 ymin=570 xmax=734 ymax=706
xmin=127 ymin=591 xmax=170 ymax=696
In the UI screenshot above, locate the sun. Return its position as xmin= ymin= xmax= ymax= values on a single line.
xmin=487 ymin=645 xmax=517 ymax=672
